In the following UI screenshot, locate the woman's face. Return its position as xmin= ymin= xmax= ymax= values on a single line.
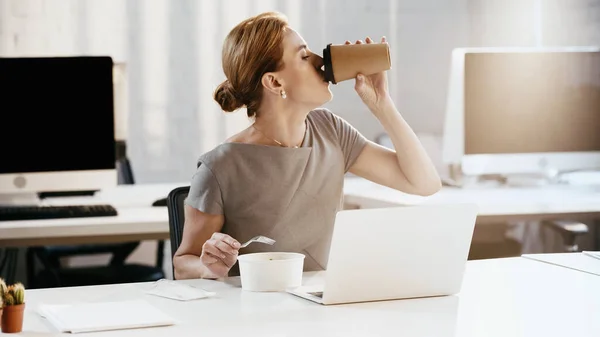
xmin=276 ymin=29 xmax=332 ymax=109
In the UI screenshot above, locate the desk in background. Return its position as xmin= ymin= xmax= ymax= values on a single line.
xmin=20 ymin=256 xmax=600 ymax=336
xmin=0 ymin=183 xmax=183 ymax=247
xmin=3 ymin=177 xmax=600 ymax=248
xmin=343 ymin=176 xmax=600 ymax=224
xmin=343 ymin=177 xmax=600 ymax=256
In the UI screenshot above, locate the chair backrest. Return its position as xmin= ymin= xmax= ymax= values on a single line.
xmin=115 ymin=140 xmax=135 ymax=185
xmin=166 ymin=186 xmax=190 ymax=277
xmin=116 ymin=157 xmax=135 ymax=185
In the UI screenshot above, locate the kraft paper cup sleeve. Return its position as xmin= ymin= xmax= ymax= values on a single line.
xmin=323 ymin=43 xmax=391 ymax=84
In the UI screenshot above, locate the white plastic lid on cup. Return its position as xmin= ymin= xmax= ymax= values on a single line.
xmin=237 ymin=252 xmax=305 ymax=292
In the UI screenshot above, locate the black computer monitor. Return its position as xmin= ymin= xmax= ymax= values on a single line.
xmin=0 ymin=56 xmax=117 ymax=203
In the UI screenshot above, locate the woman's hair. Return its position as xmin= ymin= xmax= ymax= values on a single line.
xmin=214 ymin=12 xmax=289 ymax=118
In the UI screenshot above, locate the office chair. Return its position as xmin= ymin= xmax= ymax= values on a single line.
xmin=166 ymin=186 xmax=190 ymax=280
xmin=26 ymin=141 xmax=166 ymax=288
xmin=0 ymin=248 xmax=18 ymax=284
xmin=542 ymin=219 xmax=589 ymax=252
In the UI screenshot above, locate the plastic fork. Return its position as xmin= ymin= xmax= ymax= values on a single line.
xmin=239 ymin=235 xmax=276 ymax=248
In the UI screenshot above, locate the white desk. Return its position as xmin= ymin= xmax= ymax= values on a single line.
xmin=19 ymin=256 xmax=600 ymax=336
xmin=0 ymin=183 xmax=183 ymax=247
xmin=344 ymin=177 xmax=600 ymax=224
xmin=2 ymin=177 xmax=600 ymax=247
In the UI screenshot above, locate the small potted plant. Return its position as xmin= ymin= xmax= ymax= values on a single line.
xmin=1 ymin=281 xmax=25 ymax=333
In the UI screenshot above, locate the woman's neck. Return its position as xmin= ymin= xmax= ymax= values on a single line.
xmin=252 ymin=106 xmax=308 ymax=147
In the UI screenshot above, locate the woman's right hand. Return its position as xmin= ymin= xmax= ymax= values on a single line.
xmin=201 ymin=232 xmax=241 ymax=278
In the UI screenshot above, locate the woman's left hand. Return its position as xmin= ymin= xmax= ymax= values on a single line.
xmin=346 ymin=36 xmax=391 ymax=113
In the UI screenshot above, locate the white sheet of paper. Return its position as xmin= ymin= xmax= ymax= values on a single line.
xmin=143 ymin=279 xmax=216 ymax=301
xmin=37 ymin=299 xmax=176 ymax=334
xmin=522 ymin=253 xmax=600 ymax=276
xmin=583 ymin=251 xmax=600 ymax=261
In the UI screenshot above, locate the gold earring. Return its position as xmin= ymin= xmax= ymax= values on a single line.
xmin=281 ymin=90 xmax=287 ymax=99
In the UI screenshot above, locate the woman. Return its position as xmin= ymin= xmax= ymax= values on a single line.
xmin=173 ymin=12 xmax=441 ymax=280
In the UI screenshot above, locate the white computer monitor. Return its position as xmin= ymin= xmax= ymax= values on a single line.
xmin=442 ymin=47 xmax=600 ymax=179
xmin=0 ymin=56 xmax=118 ymax=205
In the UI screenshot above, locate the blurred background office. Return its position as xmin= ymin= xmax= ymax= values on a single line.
xmin=1 ymin=0 xmax=600 ymax=287
xmin=1 ymin=0 xmax=597 ymax=183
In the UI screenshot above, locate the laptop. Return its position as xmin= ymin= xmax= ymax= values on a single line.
xmin=287 ymin=203 xmax=478 ymax=305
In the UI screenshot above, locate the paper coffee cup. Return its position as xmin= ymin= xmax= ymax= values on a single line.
xmin=323 ymin=43 xmax=391 ymax=84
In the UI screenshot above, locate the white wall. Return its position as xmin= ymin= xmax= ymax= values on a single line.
xmin=0 ymin=0 xmax=467 ymax=183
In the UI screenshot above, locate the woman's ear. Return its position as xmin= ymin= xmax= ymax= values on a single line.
xmin=261 ymin=72 xmax=284 ymax=96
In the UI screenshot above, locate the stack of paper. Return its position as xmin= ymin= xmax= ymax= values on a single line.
xmin=38 ymin=299 xmax=177 ymax=334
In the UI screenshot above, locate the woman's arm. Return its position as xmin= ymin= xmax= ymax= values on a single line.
xmin=350 ymin=95 xmax=441 ymax=196
xmin=347 ymin=37 xmax=441 ymax=196
xmin=172 ymin=206 xmax=239 ymax=280
xmin=349 ymin=99 xmax=441 ymax=196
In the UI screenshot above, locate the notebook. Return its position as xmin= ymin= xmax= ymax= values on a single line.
xmin=38 ymin=299 xmax=177 ymax=334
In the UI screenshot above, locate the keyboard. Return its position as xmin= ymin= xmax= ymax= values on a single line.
xmin=0 ymin=204 xmax=118 ymax=221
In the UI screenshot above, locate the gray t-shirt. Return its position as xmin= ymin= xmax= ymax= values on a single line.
xmin=185 ymin=108 xmax=368 ymax=275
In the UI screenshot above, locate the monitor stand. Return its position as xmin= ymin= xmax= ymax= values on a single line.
xmin=38 ymin=190 xmax=97 ymax=199
xmin=461 ymin=171 xmax=559 ymax=188
xmin=504 ymin=174 xmax=552 ymax=187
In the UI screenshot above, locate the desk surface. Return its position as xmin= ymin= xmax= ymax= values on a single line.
xmin=3 ymin=178 xmax=600 ymax=247
xmin=0 ymin=183 xmax=183 ymax=247
xmin=19 ymin=256 xmax=600 ymax=337
xmin=344 ymin=177 xmax=600 ymax=223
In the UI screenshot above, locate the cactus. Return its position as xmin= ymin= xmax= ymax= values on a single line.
xmin=9 ymin=283 xmax=25 ymax=305
xmin=5 ymin=283 xmax=25 ymax=306
xmin=0 ymin=278 xmax=6 ymax=296
xmin=3 ymin=293 xmax=14 ymax=306
xmin=0 ymin=278 xmax=6 ymax=308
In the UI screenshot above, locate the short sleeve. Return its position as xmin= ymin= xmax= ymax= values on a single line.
xmin=328 ymin=110 xmax=368 ymax=172
xmin=184 ymin=162 xmax=224 ymax=215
